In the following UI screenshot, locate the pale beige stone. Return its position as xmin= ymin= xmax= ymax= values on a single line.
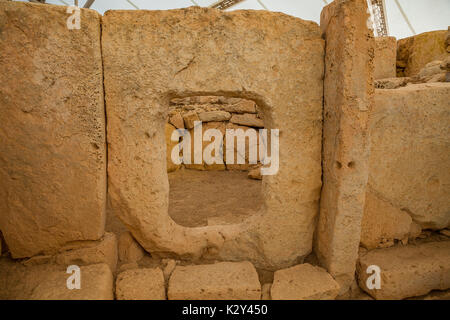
xmin=103 ymin=8 xmax=324 ymax=270
xmin=168 ymin=262 xmax=261 ymax=300
xmin=261 ymin=283 xmax=272 ymax=300
xmin=163 ymin=259 xmax=177 ymax=281
xmin=183 ymin=110 xmax=200 ymax=129
xmin=315 ymin=0 xmax=374 ymax=293
xmin=166 ymin=123 xmax=182 ymax=173
xmin=169 ymin=113 xmax=185 ymax=129
xmin=0 ymin=1 xmax=106 ymax=259
xmin=357 ymin=241 xmax=450 ymax=300
xmin=361 ymin=192 xmax=412 ymax=249
xmin=271 ymin=263 xmax=340 ymax=300
xmin=118 ymin=231 xmax=145 ymax=263
xmin=30 ymin=264 xmax=114 ymax=300
xmin=198 ymin=111 xmax=231 ymax=122
xmin=54 ymin=232 xmax=118 ymax=273
xmin=248 ymin=167 xmax=262 ymax=180
xmin=369 ymin=83 xmax=450 ymax=230
xmin=230 ymin=113 xmax=264 ymax=128
xmin=397 ymin=30 xmax=448 ymax=76
xmin=116 ymin=268 xmax=166 ymax=300
xmin=374 ymin=37 xmax=397 ymax=79
xmin=222 ymin=99 xmax=257 ymax=114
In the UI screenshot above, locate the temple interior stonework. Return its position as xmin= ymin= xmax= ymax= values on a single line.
xmin=0 ymin=0 xmax=449 ymax=301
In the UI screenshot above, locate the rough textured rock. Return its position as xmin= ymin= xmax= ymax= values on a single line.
xmin=30 ymin=263 xmax=113 ymax=300
xmin=0 ymin=1 xmax=106 ymax=258
xmin=198 ymin=111 xmax=231 ymax=122
xmin=168 ymin=262 xmax=261 ymax=300
xmin=374 ymin=37 xmax=397 ymax=79
xmin=248 ymin=167 xmax=262 ymax=180
xmin=183 ymin=110 xmax=200 ymax=129
xmin=222 ymin=99 xmax=257 ymax=114
xmin=166 ymin=123 xmax=182 ymax=173
xmin=271 ymin=263 xmax=340 ymax=300
xmin=361 ymin=192 xmax=412 ymax=249
xmin=21 ymin=232 xmax=118 ymax=273
xmin=397 ymin=30 xmax=448 ymax=77
xmin=315 ymin=0 xmax=374 ymax=293
xmin=118 ymin=232 xmax=145 ymax=263
xmin=169 ymin=113 xmax=184 ymax=129
xmin=230 ymin=113 xmax=264 ymax=128
xmin=261 ymin=283 xmax=272 ymax=300
xmin=375 ymin=77 xmax=410 ymax=89
xmin=53 ymin=232 xmax=118 ymax=273
xmin=103 ymin=7 xmax=324 ymax=270
xmin=116 ymin=268 xmax=166 ymax=300
xmin=368 ymin=84 xmax=450 ymax=230
xmin=357 ymin=241 xmax=450 ymax=300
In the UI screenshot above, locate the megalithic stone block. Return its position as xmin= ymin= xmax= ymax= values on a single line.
xmin=0 ymin=2 xmax=106 ymax=258
xmin=315 ymin=0 xmax=375 ymax=294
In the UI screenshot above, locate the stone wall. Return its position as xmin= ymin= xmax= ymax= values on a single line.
xmin=374 ymin=37 xmax=397 ymax=79
xmin=397 ymin=30 xmax=448 ymax=77
xmin=361 ymin=83 xmax=450 ymax=250
xmin=0 ymin=0 xmax=449 ymax=301
xmin=166 ymin=96 xmax=264 ymax=176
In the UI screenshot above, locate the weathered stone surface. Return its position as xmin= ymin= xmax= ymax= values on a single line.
xmin=0 ymin=1 xmax=106 ymax=258
xmin=271 ymin=263 xmax=340 ymax=300
xmin=118 ymin=231 xmax=145 ymax=263
xmin=183 ymin=110 xmax=200 ymax=129
xmin=168 ymin=262 xmax=261 ymax=300
xmin=248 ymin=167 xmax=262 ymax=180
xmin=116 ymin=268 xmax=166 ymax=300
xmin=103 ymin=8 xmax=324 ymax=270
xmin=315 ymin=0 xmax=374 ymax=293
xmin=29 ymin=263 xmax=113 ymax=300
xmin=185 ymin=121 xmax=227 ymax=171
xmin=54 ymin=232 xmax=118 ymax=273
xmin=169 ymin=113 xmax=185 ymax=129
xmin=21 ymin=232 xmax=118 ymax=273
xmin=375 ymin=77 xmax=410 ymax=89
xmin=361 ymin=192 xmax=412 ymax=249
xmin=222 ymin=99 xmax=257 ymax=114
xmin=198 ymin=111 xmax=231 ymax=122
xmin=165 ymin=123 xmax=182 ymax=172
xmin=397 ymin=30 xmax=448 ymax=76
xmin=261 ymin=283 xmax=272 ymax=300
xmin=368 ymin=83 xmax=450 ymax=230
xmin=230 ymin=113 xmax=264 ymax=128
xmin=357 ymin=241 xmax=450 ymax=300
xmin=374 ymin=37 xmax=397 ymax=79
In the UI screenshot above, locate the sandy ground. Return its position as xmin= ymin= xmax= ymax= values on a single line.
xmin=168 ymin=169 xmax=262 ymax=227
xmin=106 ymin=169 xmax=262 ymax=233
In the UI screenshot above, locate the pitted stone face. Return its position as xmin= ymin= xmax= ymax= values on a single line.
xmin=102 ymin=7 xmax=324 ymax=270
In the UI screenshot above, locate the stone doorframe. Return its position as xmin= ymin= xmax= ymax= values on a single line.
xmin=102 ymin=8 xmax=324 ymax=270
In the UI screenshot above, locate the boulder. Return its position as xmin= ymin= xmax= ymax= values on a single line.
xmin=271 ymin=263 xmax=340 ymax=300
xmin=358 ymin=241 xmax=450 ymax=300
xmin=0 ymin=0 xmax=106 ymax=259
xmin=116 ymin=268 xmax=166 ymax=300
xmin=168 ymin=262 xmax=261 ymax=300
xmin=369 ymin=84 xmax=450 ymax=229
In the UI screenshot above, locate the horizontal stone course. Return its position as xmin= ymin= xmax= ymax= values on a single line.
xmin=168 ymin=262 xmax=261 ymax=300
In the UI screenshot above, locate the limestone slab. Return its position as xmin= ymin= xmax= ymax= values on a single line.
xmin=0 ymin=1 xmax=106 ymax=258
xmin=271 ymin=263 xmax=340 ymax=300
xmin=168 ymin=262 xmax=261 ymax=300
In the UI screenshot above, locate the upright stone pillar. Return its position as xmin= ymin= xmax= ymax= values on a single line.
xmin=315 ymin=0 xmax=374 ymax=293
xmin=0 ymin=2 xmax=106 ymax=258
